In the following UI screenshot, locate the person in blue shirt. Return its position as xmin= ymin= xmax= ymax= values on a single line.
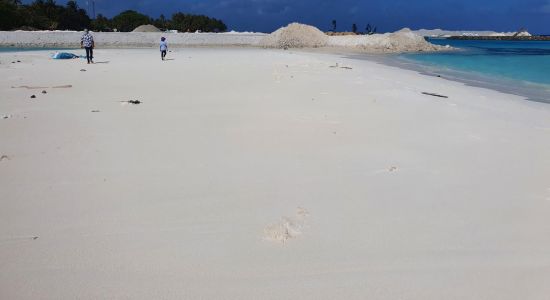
xmin=160 ymin=37 xmax=168 ymax=61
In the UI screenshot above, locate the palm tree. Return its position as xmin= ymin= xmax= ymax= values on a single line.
xmin=352 ymin=23 xmax=357 ymax=33
xmin=331 ymin=19 xmax=336 ymax=32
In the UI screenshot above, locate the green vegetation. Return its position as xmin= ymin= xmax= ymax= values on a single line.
xmin=111 ymin=10 xmax=150 ymax=32
xmin=0 ymin=0 xmax=227 ymax=32
xmin=0 ymin=0 xmax=90 ymax=30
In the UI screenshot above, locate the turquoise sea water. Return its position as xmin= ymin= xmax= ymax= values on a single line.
xmin=398 ymin=39 xmax=550 ymax=103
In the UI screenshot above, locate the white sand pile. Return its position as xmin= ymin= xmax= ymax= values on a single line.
xmin=132 ymin=24 xmax=161 ymax=32
xmin=328 ymin=28 xmax=443 ymax=53
xmin=260 ymin=23 xmax=328 ymax=48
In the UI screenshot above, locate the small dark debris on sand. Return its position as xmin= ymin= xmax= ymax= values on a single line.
xmin=121 ymin=100 xmax=141 ymax=105
xmin=17 ymin=60 xmax=21 ymax=63
xmin=80 ymin=69 xmax=87 ymax=72
xmin=32 ymin=236 xmax=39 ymax=240
xmin=41 ymin=90 xmax=47 ymax=94
xmin=30 ymin=95 xmax=36 ymax=99
xmin=422 ymin=92 xmax=448 ymax=98
xmin=0 ymin=155 xmax=10 ymax=161
xmin=91 ymin=110 xmax=100 ymax=113
xmin=388 ymin=166 xmax=398 ymax=172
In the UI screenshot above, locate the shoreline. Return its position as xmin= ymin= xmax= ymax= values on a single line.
xmin=2 ymin=45 xmax=547 ymax=105
xmin=346 ymin=53 xmax=550 ymax=104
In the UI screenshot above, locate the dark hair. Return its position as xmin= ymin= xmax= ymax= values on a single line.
xmin=161 ymin=37 xmax=166 ymax=41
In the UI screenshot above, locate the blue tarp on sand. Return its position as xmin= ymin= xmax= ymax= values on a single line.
xmin=51 ymin=52 xmax=80 ymax=59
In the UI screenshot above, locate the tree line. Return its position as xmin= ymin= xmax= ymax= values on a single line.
xmin=0 ymin=0 xmax=227 ymax=32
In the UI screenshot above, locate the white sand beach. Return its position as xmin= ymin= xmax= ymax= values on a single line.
xmin=1 ymin=47 xmax=550 ymax=299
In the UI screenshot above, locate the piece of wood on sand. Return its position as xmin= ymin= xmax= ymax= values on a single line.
xmin=422 ymin=92 xmax=448 ymax=98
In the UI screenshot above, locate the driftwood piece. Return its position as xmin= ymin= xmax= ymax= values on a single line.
xmin=422 ymin=92 xmax=448 ymax=98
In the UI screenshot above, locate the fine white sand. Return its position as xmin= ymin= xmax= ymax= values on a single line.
xmin=1 ymin=48 xmax=550 ymax=299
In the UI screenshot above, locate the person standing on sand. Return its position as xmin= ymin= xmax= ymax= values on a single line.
xmin=80 ymin=29 xmax=94 ymax=64
xmin=160 ymin=37 xmax=168 ymax=61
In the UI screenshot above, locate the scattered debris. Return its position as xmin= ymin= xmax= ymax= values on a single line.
xmin=91 ymin=110 xmax=100 ymax=113
xmin=32 ymin=236 xmax=39 ymax=240
xmin=0 ymin=155 xmax=10 ymax=161
xmin=2 ymin=114 xmax=12 ymax=119
xmin=422 ymin=92 xmax=448 ymax=98
xmin=388 ymin=166 xmax=398 ymax=172
xmin=52 ymin=85 xmax=72 ymax=89
xmin=41 ymin=90 xmax=47 ymax=94
xmin=17 ymin=60 xmax=21 ymax=63
xmin=120 ymin=100 xmax=141 ymax=105
xmin=329 ymin=63 xmax=352 ymax=69
xmin=80 ymin=69 xmax=86 ymax=72
xmin=30 ymin=95 xmax=36 ymax=99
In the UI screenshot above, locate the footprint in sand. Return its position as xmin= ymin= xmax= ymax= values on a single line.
xmin=264 ymin=207 xmax=309 ymax=244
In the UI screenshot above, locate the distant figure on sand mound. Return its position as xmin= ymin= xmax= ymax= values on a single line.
xmin=160 ymin=37 xmax=168 ymax=60
xmin=80 ymin=29 xmax=95 ymax=64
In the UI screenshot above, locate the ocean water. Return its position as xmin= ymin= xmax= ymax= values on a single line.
xmin=397 ymin=39 xmax=550 ymax=103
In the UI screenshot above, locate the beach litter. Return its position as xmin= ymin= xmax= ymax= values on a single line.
xmin=41 ymin=90 xmax=47 ymax=94
xmin=0 ymin=155 xmax=10 ymax=162
xmin=329 ymin=63 xmax=352 ymax=69
xmin=30 ymin=95 xmax=36 ymax=99
xmin=80 ymin=69 xmax=87 ymax=72
xmin=422 ymin=92 xmax=448 ymax=98
xmin=51 ymin=52 xmax=80 ymax=59
xmin=120 ymin=100 xmax=141 ymax=105
xmin=91 ymin=110 xmax=100 ymax=113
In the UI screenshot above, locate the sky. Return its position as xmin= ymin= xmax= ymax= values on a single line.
xmin=23 ymin=0 xmax=550 ymax=34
